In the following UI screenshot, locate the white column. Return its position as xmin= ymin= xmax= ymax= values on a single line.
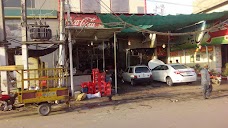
xmin=125 ymin=49 xmax=128 ymax=68
xmin=0 ymin=0 xmax=9 ymax=94
xmin=68 ymin=31 xmax=74 ymax=96
xmin=0 ymin=48 xmax=9 ymax=94
xmin=114 ymin=32 xmax=118 ymax=94
xmin=21 ymin=0 xmax=29 ymax=89
xmin=59 ymin=0 xmax=65 ymax=66
xmin=66 ymin=0 xmax=74 ymax=96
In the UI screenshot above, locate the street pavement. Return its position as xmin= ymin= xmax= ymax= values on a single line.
xmin=1 ymin=80 xmax=228 ymax=128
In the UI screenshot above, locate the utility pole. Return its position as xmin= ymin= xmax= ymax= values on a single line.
xmin=66 ymin=0 xmax=74 ymax=96
xmin=114 ymin=32 xmax=117 ymax=94
xmin=0 ymin=0 xmax=9 ymax=94
xmin=21 ymin=0 xmax=29 ymax=89
xmin=59 ymin=0 xmax=65 ymax=66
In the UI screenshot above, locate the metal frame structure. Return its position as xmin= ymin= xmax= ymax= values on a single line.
xmin=0 ymin=65 xmax=69 ymax=116
xmin=65 ymin=26 xmax=121 ymax=94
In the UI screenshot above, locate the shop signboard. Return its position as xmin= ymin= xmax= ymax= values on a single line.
xmin=171 ymin=21 xmax=228 ymax=51
xmin=65 ymin=14 xmax=104 ymax=28
xmin=199 ymin=46 xmax=213 ymax=52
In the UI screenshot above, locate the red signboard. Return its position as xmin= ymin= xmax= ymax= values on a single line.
xmin=200 ymin=46 xmax=213 ymax=52
xmin=65 ymin=14 xmax=103 ymax=28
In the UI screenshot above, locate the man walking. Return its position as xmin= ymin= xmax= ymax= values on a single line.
xmin=200 ymin=64 xmax=212 ymax=99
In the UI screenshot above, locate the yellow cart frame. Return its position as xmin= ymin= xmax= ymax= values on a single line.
xmin=0 ymin=65 xmax=69 ymax=116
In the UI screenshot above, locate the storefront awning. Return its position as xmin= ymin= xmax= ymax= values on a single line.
xmin=97 ymin=11 xmax=228 ymax=32
xmin=65 ymin=26 xmax=122 ymax=41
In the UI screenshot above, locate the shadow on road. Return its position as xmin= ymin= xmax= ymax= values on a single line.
xmin=1 ymin=79 xmax=228 ymax=118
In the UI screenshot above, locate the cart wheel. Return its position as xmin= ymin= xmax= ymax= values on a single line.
xmin=38 ymin=103 xmax=51 ymax=116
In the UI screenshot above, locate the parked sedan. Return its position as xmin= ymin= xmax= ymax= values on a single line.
xmin=151 ymin=64 xmax=197 ymax=86
xmin=122 ymin=65 xmax=153 ymax=86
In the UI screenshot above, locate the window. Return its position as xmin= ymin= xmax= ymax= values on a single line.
xmin=4 ymin=0 xmax=35 ymax=8
xmin=153 ymin=65 xmax=162 ymax=70
xmin=111 ymin=0 xmax=129 ymax=13
xmin=129 ymin=68 xmax=133 ymax=73
xmin=171 ymin=65 xmax=188 ymax=69
xmin=81 ymin=0 xmax=101 ymax=13
xmin=161 ymin=65 xmax=168 ymax=70
xmin=135 ymin=67 xmax=150 ymax=73
xmin=137 ymin=7 xmax=144 ymax=13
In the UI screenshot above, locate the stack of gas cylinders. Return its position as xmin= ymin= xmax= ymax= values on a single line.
xmin=81 ymin=69 xmax=112 ymax=97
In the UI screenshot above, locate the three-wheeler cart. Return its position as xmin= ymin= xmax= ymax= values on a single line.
xmin=0 ymin=65 xmax=69 ymax=116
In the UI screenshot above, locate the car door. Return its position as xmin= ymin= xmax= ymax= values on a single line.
xmin=126 ymin=67 xmax=134 ymax=82
xmin=151 ymin=65 xmax=162 ymax=81
xmin=122 ymin=68 xmax=129 ymax=81
xmin=159 ymin=65 xmax=169 ymax=82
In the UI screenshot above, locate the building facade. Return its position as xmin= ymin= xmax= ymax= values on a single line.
xmin=168 ymin=0 xmax=228 ymax=73
xmin=193 ymin=0 xmax=228 ymax=13
xmin=3 ymin=0 xmax=59 ymax=68
xmin=68 ymin=0 xmax=147 ymax=14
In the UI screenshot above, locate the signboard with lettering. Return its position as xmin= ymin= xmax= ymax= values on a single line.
xmin=65 ymin=14 xmax=103 ymax=28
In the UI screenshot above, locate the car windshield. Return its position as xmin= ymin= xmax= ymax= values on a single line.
xmin=135 ymin=67 xmax=150 ymax=73
xmin=171 ymin=65 xmax=188 ymax=69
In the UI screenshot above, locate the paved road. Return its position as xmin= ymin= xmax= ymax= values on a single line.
xmin=1 ymin=82 xmax=228 ymax=128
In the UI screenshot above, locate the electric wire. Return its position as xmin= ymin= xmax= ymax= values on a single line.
xmin=96 ymin=0 xmax=228 ymax=36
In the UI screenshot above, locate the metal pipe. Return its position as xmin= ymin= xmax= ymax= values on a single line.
xmin=68 ymin=31 xmax=74 ymax=96
xmin=21 ymin=0 xmax=29 ymax=89
xmin=125 ymin=49 xmax=128 ymax=68
xmin=67 ymin=0 xmax=74 ymax=96
xmin=59 ymin=0 xmax=65 ymax=66
xmin=103 ymin=41 xmax=105 ymax=72
xmin=114 ymin=32 xmax=118 ymax=94
xmin=167 ymin=32 xmax=170 ymax=63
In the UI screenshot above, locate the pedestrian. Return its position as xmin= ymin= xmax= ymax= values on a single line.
xmin=169 ymin=60 xmax=172 ymax=63
xmin=176 ymin=59 xmax=179 ymax=63
xmin=200 ymin=64 xmax=212 ymax=99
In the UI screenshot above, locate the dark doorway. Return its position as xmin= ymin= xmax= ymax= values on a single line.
xmin=221 ymin=44 xmax=228 ymax=68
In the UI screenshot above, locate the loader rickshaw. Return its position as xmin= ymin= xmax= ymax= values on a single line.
xmin=0 ymin=65 xmax=69 ymax=116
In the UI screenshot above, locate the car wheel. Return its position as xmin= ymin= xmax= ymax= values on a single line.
xmin=147 ymin=80 xmax=153 ymax=85
xmin=186 ymin=82 xmax=192 ymax=85
xmin=130 ymin=80 xmax=135 ymax=86
xmin=166 ymin=77 xmax=173 ymax=86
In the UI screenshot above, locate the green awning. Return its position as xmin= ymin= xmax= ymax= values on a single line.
xmin=97 ymin=11 xmax=228 ymax=32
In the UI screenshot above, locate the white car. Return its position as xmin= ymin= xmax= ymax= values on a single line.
xmin=151 ymin=64 xmax=197 ymax=86
xmin=122 ymin=65 xmax=153 ymax=86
